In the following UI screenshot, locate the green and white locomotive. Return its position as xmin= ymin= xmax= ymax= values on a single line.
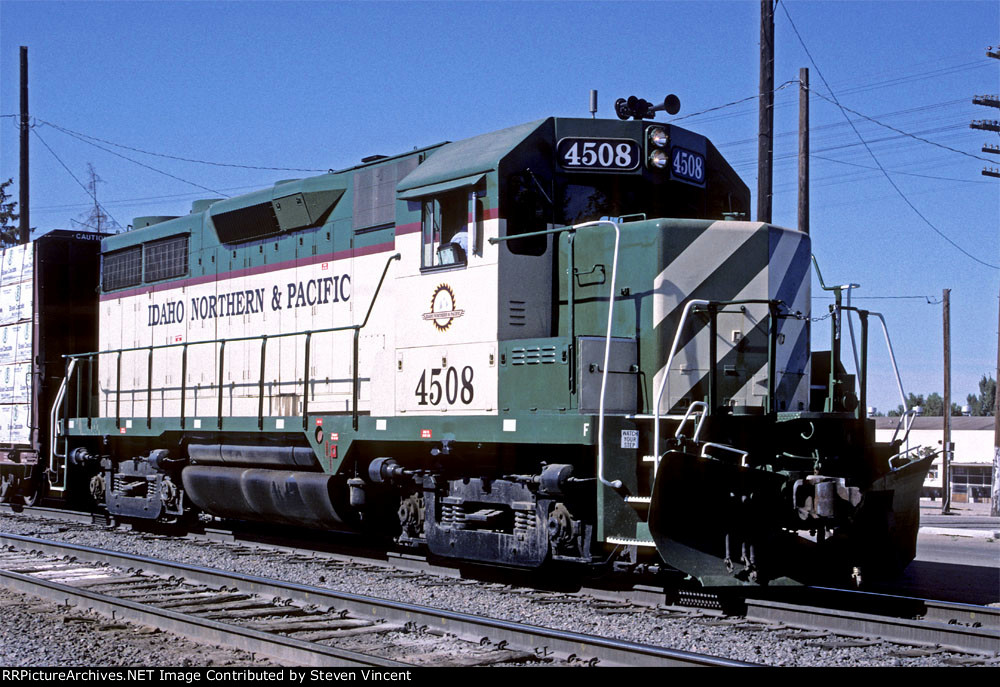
xmin=38 ymin=102 xmax=931 ymax=586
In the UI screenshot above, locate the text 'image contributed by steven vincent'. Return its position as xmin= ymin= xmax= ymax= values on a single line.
xmin=3 ymin=669 xmax=415 ymax=684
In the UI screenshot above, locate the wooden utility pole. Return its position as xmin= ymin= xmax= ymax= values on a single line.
xmin=19 ymin=46 xmax=29 ymax=245
xmin=987 ymin=46 xmax=1000 ymax=518
xmin=942 ymin=289 xmax=951 ymax=514
xmin=757 ymin=0 xmax=774 ymax=224
xmin=993 ymin=284 xmax=999 ymax=517
xmin=798 ymin=67 xmax=809 ymax=236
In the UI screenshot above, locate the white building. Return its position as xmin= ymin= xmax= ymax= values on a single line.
xmin=874 ymin=417 xmax=994 ymax=502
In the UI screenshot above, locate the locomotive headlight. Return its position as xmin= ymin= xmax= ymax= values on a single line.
xmin=648 ymin=126 xmax=668 ymax=148
xmin=648 ymin=149 xmax=669 ymax=169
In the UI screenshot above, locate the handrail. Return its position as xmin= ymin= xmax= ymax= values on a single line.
xmin=813 ymin=254 xmax=871 ymax=415
xmin=49 ymin=253 xmax=401 ymax=483
xmin=487 ymin=224 xmax=569 ymax=245
xmin=891 ymin=407 xmax=919 ymax=447
xmin=700 ymin=442 xmax=750 ymax=468
xmin=493 ymin=220 xmax=624 ymax=490
xmin=674 ymin=401 xmax=708 ymax=443
xmin=66 ymin=318 xmax=373 ymax=361
xmin=572 ymin=221 xmax=623 ymax=491
xmin=845 ymin=288 xmax=861 ymax=393
xmin=652 ymin=298 xmax=781 ymax=474
xmin=652 ymin=299 xmax=709 ymax=474
xmin=837 ymin=305 xmax=909 ymax=427
xmin=872 ymin=311 xmax=908 ymax=418
xmin=893 ymin=443 xmax=929 ymax=464
xmin=48 ymin=358 xmax=77 ymax=493
xmin=812 ymin=254 xmax=860 ymax=294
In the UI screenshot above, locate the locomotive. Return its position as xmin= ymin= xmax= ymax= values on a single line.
xmin=1 ymin=100 xmax=933 ymax=586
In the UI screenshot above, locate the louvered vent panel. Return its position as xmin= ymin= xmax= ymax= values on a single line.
xmin=510 ymin=346 xmax=557 ymax=365
xmin=508 ymin=300 xmax=527 ymax=327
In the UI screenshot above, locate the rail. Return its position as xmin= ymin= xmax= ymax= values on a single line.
xmin=1 ymin=532 xmax=751 ymax=667
xmin=47 ymin=253 xmax=401 ymax=492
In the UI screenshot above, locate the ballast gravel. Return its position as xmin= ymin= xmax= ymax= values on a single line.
xmin=0 ymin=512 xmax=994 ymax=667
xmin=0 ymin=586 xmax=276 ymax=667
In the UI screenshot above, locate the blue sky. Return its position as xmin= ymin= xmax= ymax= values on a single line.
xmin=1 ymin=0 xmax=997 ymax=414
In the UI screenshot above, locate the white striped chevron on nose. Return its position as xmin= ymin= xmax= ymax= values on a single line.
xmin=651 ymin=222 xmax=811 ymax=413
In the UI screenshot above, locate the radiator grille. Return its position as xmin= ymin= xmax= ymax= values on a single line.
xmin=143 ymin=234 xmax=188 ymax=282
xmin=102 ymin=246 xmax=142 ymax=292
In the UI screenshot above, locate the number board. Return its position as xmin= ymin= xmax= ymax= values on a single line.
xmin=670 ymin=147 xmax=706 ymax=186
xmin=557 ymin=138 xmax=639 ymax=172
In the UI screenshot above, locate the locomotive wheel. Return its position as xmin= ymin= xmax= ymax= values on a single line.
xmin=0 ymin=474 xmax=15 ymax=500
xmin=89 ymin=473 xmax=106 ymax=506
xmin=21 ymin=487 xmax=39 ymax=507
xmin=19 ymin=478 xmax=45 ymax=507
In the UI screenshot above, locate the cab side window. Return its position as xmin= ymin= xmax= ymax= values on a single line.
xmin=422 ymin=189 xmax=469 ymax=268
xmin=505 ymin=172 xmax=548 ymax=256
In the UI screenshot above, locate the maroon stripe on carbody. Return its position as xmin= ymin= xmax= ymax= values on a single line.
xmin=100 ymin=239 xmax=396 ymax=302
xmin=395 ymin=207 xmax=497 ymax=236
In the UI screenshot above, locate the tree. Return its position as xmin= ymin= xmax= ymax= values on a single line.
xmin=0 ymin=178 xmax=19 ymax=246
xmin=922 ymin=392 xmax=962 ymax=417
xmin=966 ymin=375 xmax=996 ymax=416
xmin=923 ymin=392 xmax=945 ymax=416
xmin=888 ymin=393 xmax=925 ymax=417
xmin=889 ymin=390 xmax=962 ymax=416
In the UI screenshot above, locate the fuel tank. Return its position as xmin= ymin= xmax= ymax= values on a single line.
xmin=181 ymin=465 xmax=350 ymax=529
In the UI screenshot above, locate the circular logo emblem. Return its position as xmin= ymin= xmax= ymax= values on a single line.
xmin=422 ymin=284 xmax=465 ymax=332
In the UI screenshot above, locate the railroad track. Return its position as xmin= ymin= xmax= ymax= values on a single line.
xmin=3 ymin=505 xmax=999 ymax=664
xmin=741 ymin=590 xmax=999 ymax=657
xmin=0 ymin=532 xmax=744 ymax=667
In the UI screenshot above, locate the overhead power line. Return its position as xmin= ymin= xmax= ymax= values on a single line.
xmin=32 ymin=184 xmax=265 ymax=213
xmin=36 ymin=119 xmax=329 ymax=173
xmin=668 ymin=80 xmax=799 ymax=123
xmin=808 ymin=90 xmax=995 ymax=163
xmin=778 ymin=2 xmax=999 ymax=271
xmin=31 ymin=129 xmax=122 ymax=228
xmin=813 ymin=295 xmax=944 ymax=304
xmin=809 ymin=154 xmax=992 ymax=184
xmin=38 ymin=121 xmax=230 ymax=197
xmin=671 ymin=58 xmax=993 ymax=127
